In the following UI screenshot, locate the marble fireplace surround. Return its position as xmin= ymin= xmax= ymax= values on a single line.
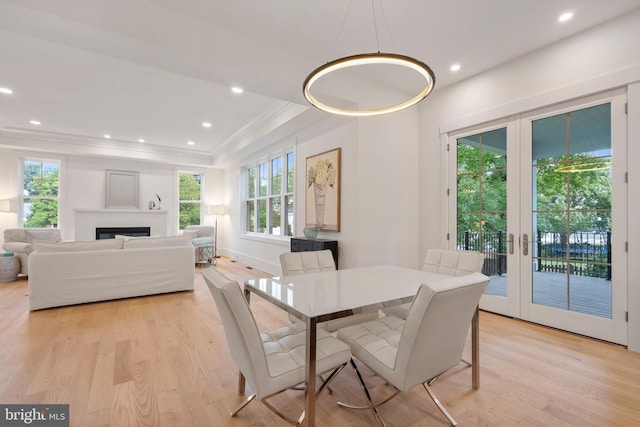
xmin=75 ymin=209 xmax=168 ymax=241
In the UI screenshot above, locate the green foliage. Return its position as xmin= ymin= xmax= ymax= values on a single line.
xmin=24 ymin=161 xmax=59 ymax=228
xmin=179 ymin=173 xmax=201 ymax=229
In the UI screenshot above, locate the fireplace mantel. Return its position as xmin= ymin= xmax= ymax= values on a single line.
xmin=75 ymin=209 xmax=168 ymax=241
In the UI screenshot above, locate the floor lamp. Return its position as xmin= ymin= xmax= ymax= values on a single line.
xmin=207 ymin=205 xmax=227 ymax=263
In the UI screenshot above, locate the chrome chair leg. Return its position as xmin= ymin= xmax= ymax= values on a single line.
xmin=423 ymin=382 xmax=457 ymax=426
xmin=231 ymin=394 xmax=256 ymax=417
xmin=337 ymin=359 xmax=387 ymax=427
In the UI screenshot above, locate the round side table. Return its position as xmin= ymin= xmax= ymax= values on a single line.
xmin=0 ymin=254 xmax=20 ymax=282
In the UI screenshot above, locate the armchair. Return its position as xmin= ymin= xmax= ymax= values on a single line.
xmin=2 ymin=228 xmax=61 ymax=275
xmin=184 ymin=225 xmax=215 ymax=264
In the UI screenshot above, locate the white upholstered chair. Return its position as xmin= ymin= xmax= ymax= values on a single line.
xmin=201 ymin=267 xmax=351 ymax=425
xmin=279 ymin=250 xmax=379 ymax=332
xmin=383 ymin=249 xmax=485 ymax=319
xmin=337 ymin=273 xmax=489 ymax=426
xmin=184 ymin=225 xmax=215 ymax=264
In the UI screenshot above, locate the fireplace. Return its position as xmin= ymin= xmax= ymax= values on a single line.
xmin=96 ymin=226 xmax=151 ymax=240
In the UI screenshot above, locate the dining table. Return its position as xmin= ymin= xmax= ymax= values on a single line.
xmin=243 ymin=264 xmax=484 ymax=427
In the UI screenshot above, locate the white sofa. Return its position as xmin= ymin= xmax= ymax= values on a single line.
xmin=2 ymin=228 xmax=62 ymax=275
xmin=28 ymin=234 xmax=195 ymax=310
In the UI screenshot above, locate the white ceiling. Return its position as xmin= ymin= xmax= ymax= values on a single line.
xmin=1 ymin=0 xmax=640 ymax=167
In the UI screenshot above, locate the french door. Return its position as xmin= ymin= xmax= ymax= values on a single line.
xmin=448 ymin=90 xmax=628 ymax=344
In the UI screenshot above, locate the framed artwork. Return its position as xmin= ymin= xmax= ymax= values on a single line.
xmin=306 ymin=148 xmax=341 ymax=231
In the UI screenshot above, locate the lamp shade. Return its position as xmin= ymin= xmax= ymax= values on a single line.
xmin=0 ymin=200 xmax=10 ymax=212
xmin=207 ymin=205 xmax=227 ymax=216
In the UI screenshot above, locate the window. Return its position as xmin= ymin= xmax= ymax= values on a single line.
xmin=244 ymin=150 xmax=294 ymax=236
xmin=22 ymin=159 xmax=60 ymax=228
xmin=179 ymin=172 xmax=202 ymax=230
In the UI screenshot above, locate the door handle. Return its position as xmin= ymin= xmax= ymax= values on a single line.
xmin=523 ymin=233 xmax=529 ymax=256
xmin=507 ymin=233 xmax=514 ymax=254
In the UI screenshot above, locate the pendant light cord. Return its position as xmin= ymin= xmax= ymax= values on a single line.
xmin=329 ymin=0 xmax=353 ymax=61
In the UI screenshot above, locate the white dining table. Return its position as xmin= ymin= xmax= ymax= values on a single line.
xmin=243 ymin=265 xmax=483 ymax=427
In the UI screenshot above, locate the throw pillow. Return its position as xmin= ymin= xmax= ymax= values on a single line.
xmin=25 ymin=229 xmax=61 ymax=243
xmin=33 ymin=239 xmax=123 ymax=253
xmin=123 ymin=235 xmax=192 ymax=249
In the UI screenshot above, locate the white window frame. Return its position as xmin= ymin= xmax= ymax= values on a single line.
xmin=178 ymin=170 xmax=204 ymax=230
xmin=19 ymin=157 xmax=61 ymax=228
xmin=243 ymin=149 xmax=294 ymax=238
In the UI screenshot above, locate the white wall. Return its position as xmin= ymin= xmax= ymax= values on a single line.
xmin=418 ymin=10 xmax=640 ymax=350
xmin=0 ymin=147 xmax=223 ymax=245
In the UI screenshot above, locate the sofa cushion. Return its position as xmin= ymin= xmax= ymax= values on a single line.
xmin=122 ymin=235 xmax=192 ymax=249
xmin=25 ymin=229 xmax=61 ymax=243
xmin=33 ymin=238 xmax=123 ymax=253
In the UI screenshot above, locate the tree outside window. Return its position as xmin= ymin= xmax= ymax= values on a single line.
xmin=179 ymin=172 xmax=202 ymax=230
xmin=23 ymin=160 xmax=59 ymax=228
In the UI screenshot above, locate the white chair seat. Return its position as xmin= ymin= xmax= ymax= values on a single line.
xmin=260 ymin=321 xmax=351 ymax=387
xmin=337 ymin=316 xmax=405 ymax=370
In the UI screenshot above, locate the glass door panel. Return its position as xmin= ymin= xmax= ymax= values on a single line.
xmin=456 ymin=127 xmax=512 ymax=311
xmin=530 ymin=104 xmax=612 ymax=318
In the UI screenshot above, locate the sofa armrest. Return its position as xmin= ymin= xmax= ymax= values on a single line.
xmin=2 ymin=241 xmax=33 ymax=255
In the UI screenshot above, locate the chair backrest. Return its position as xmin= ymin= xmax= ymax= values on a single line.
xmin=185 ymin=225 xmax=215 ymax=238
xmin=201 ymin=267 xmax=269 ymax=398
xmin=393 ymin=273 xmax=489 ymax=391
xmin=279 ymin=250 xmax=336 ymax=276
xmin=422 ymin=249 xmax=484 ymax=276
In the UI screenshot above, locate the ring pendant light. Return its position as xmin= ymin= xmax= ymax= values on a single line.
xmin=303 ymin=53 xmax=436 ymax=117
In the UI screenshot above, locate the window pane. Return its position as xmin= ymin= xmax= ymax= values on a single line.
xmin=23 ymin=160 xmax=59 ymax=228
xmin=179 ymin=202 xmax=200 ymax=229
xmin=179 ymin=173 xmax=201 ymax=200
xmin=248 ymin=167 xmax=256 ymax=198
xmin=271 ymin=157 xmax=282 ymax=195
xmin=259 ymin=163 xmax=268 ymax=197
xmin=269 ymin=196 xmax=281 ymax=235
xmin=24 ymin=198 xmax=58 ymax=228
xmin=287 ymin=152 xmax=294 ymax=193
xmin=246 ymin=201 xmax=255 ymax=232
xmin=257 ymin=199 xmax=267 ymax=232
xmin=285 ymin=195 xmax=294 ymax=236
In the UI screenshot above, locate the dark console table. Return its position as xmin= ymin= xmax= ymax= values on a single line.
xmin=290 ymin=238 xmax=339 ymax=269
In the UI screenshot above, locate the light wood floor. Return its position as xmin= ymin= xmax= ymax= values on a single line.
xmin=1 ymin=258 xmax=640 ymax=426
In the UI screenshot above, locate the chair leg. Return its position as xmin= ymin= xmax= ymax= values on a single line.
xmin=337 ymin=359 xmax=387 ymax=427
xmin=423 ymin=382 xmax=457 ymax=426
xmin=230 ymin=393 xmax=256 ymax=417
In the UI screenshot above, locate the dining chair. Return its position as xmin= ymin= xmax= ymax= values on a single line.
xmin=336 ymin=273 xmax=489 ymax=426
xmin=279 ymin=250 xmax=380 ymax=332
xmin=383 ymin=249 xmax=485 ymax=319
xmin=202 ymin=267 xmax=351 ymax=425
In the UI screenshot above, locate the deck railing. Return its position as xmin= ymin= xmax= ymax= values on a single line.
xmin=457 ymin=230 xmax=611 ymax=279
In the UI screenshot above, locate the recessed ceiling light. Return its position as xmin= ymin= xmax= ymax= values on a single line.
xmin=187 ymin=141 xmax=195 ymax=146
xmin=450 ymin=64 xmax=461 ymax=72
xmin=202 ymin=121 xmax=212 ymax=128
xmin=231 ymin=86 xmax=243 ymax=94
xmin=104 ymin=134 xmax=111 ymax=139
xmin=138 ymin=138 xmax=145 ymax=143
xmin=0 ymin=87 xmax=13 ymax=95
xmin=30 ymin=120 xmax=41 ymax=125
xmin=559 ymin=12 xmax=573 ymax=22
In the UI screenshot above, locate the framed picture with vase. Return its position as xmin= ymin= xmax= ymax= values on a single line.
xmin=305 ymin=147 xmax=340 ymax=232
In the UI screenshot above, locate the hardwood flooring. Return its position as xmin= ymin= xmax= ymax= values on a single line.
xmin=1 ymin=258 xmax=640 ymax=426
